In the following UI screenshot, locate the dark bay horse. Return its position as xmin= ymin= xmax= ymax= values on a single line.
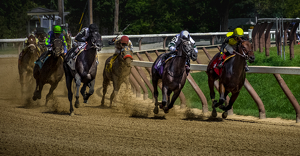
xmin=101 ymin=47 xmax=133 ymax=107
xmin=63 ymin=31 xmax=102 ymax=116
xmin=206 ymin=37 xmax=255 ymax=118
xmin=32 ymin=39 xmax=65 ymax=105
xmin=18 ymin=35 xmax=41 ymax=96
xmin=152 ymin=38 xmax=196 ymax=114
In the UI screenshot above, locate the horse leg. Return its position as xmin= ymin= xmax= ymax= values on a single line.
xmin=164 ymin=89 xmax=180 ymax=113
xmin=219 ymin=91 xmax=240 ymax=119
xmin=74 ymin=73 xmax=81 ymax=108
xmin=45 ymin=82 xmax=59 ymax=106
xmin=110 ymin=81 xmax=121 ymax=107
xmin=208 ymin=74 xmax=218 ymax=117
xmin=82 ymin=79 xmax=95 ymax=103
xmin=65 ymin=74 xmax=74 ymax=115
xmin=217 ymin=83 xmax=226 ymax=107
xmin=160 ymin=85 xmax=168 ymax=109
xmin=152 ymin=77 xmax=160 ymax=114
xmin=33 ymin=80 xmax=43 ymax=101
xmin=80 ymin=84 xmax=87 ymax=101
xmin=101 ymin=77 xmax=109 ymax=106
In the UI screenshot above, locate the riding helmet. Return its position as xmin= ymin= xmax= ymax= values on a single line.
xmin=89 ymin=24 xmax=99 ymax=33
xmin=180 ymin=30 xmax=190 ymax=40
xmin=233 ymin=28 xmax=244 ymax=37
xmin=53 ymin=25 xmax=62 ymax=34
xmin=120 ymin=36 xmax=129 ymax=44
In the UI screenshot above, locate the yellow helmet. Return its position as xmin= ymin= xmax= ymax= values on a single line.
xmin=233 ymin=28 xmax=244 ymax=37
xmin=226 ymin=32 xmax=234 ymax=37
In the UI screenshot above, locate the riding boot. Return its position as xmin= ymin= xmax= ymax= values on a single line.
xmin=217 ymin=58 xmax=224 ymax=68
xmin=245 ymin=62 xmax=250 ymax=72
xmin=217 ymin=52 xmax=230 ymax=68
xmin=39 ymin=50 xmax=50 ymax=63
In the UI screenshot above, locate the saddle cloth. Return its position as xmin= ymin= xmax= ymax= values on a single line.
xmin=67 ymin=48 xmax=99 ymax=71
xmin=210 ymin=54 xmax=235 ymax=76
xmin=105 ymin=54 xmax=119 ymax=73
xmin=154 ymin=55 xmax=176 ymax=76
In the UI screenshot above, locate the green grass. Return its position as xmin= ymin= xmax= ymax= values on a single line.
xmin=0 ymin=47 xmax=19 ymax=55
xmin=150 ymin=44 xmax=300 ymax=120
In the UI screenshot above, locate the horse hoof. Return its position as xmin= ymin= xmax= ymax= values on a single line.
xmin=75 ymin=101 xmax=80 ymax=108
xmin=222 ymin=111 xmax=228 ymax=119
xmin=32 ymin=96 xmax=37 ymax=101
xmin=163 ymin=107 xmax=169 ymax=113
xmin=159 ymin=104 xmax=164 ymax=109
xmin=212 ymin=109 xmax=217 ymax=117
xmin=83 ymin=100 xmax=88 ymax=103
xmin=153 ymin=106 xmax=159 ymax=114
xmin=70 ymin=112 xmax=75 ymax=116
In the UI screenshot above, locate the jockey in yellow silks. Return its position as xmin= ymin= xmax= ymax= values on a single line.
xmin=217 ymin=27 xmax=249 ymax=71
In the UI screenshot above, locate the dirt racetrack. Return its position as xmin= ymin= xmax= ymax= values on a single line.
xmin=1 ymin=52 xmax=300 ymax=156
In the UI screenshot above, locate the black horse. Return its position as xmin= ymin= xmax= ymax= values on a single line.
xmin=152 ymin=38 xmax=196 ymax=114
xmin=63 ymin=31 xmax=102 ymax=116
xmin=206 ymin=37 xmax=255 ymax=118
xmin=32 ymin=39 xmax=65 ymax=105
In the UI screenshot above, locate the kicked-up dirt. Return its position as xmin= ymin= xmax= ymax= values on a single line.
xmin=0 ymin=52 xmax=300 ymax=156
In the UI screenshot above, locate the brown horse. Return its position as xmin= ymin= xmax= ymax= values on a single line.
xmin=101 ymin=47 xmax=133 ymax=107
xmin=18 ymin=35 xmax=41 ymax=96
xmin=152 ymin=38 xmax=196 ymax=114
xmin=206 ymin=37 xmax=255 ymax=118
xmin=35 ymin=32 xmax=48 ymax=53
xmin=32 ymin=39 xmax=65 ymax=105
xmin=63 ymin=31 xmax=102 ymax=115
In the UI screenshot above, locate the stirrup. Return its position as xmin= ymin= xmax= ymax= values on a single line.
xmin=217 ymin=63 xmax=223 ymax=68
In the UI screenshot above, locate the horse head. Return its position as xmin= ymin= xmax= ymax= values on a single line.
xmin=237 ymin=37 xmax=255 ymax=63
xmin=88 ymin=31 xmax=103 ymax=51
xmin=52 ymin=39 xmax=64 ymax=57
xmin=179 ymin=38 xmax=195 ymax=60
xmin=26 ymin=35 xmax=38 ymax=52
xmin=120 ymin=46 xmax=133 ymax=67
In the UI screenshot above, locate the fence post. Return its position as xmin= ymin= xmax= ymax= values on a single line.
xmin=139 ymin=37 xmax=143 ymax=51
xmin=131 ymin=67 xmax=148 ymax=100
xmin=274 ymin=74 xmax=300 ymax=123
xmin=163 ymin=37 xmax=168 ymax=49
xmin=244 ymin=79 xmax=266 ymax=119
xmin=265 ymin=22 xmax=273 ymax=57
xmin=129 ymin=74 xmax=141 ymax=98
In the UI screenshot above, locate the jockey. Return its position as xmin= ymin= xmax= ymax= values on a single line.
xmin=74 ymin=23 xmax=99 ymax=47
xmin=65 ymin=24 xmax=100 ymax=61
xmin=160 ymin=30 xmax=198 ymax=72
xmin=109 ymin=35 xmax=133 ymax=55
xmin=217 ymin=27 xmax=250 ymax=71
xmin=39 ymin=25 xmax=67 ymax=62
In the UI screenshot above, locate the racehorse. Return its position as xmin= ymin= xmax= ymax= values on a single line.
xmin=18 ymin=35 xmax=41 ymax=96
xmin=152 ymin=38 xmax=196 ymax=114
xmin=32 ymin=39 xmax=65 ymax=105
xmin=63 ymin=31 xmax=102 ymax=116
xmin=35 ymin=32 xmax=48 ymax=53
xmin=101 ymin=47 xmax=133 ymax=107
xmin=206 ymin=37 xmax=255 ymax=118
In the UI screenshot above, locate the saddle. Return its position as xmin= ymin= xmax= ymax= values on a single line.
xmin=67 ymin=43 xmax=88 ymax=71
xmin=34 ymin=54 xmax=51 ymax=69
xmin=154 ymin=54 xmax=176 ymax=76
xmin=210 ymin=54 xmax=235 ymax=76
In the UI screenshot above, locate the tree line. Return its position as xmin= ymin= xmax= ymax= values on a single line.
xmin=1 ymin=0 xmax=300 ymax=38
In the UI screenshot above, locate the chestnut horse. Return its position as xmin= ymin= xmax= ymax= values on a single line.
xmin=206 ymin=37 xmax=255 ymax=118
xmin=18 ymin=35 xmax=41 ymax=96
xmin=32 ymin=39 xmax=65 ymax=105
xmin=63 ymin=31 xmax=102 ymax=116
xmin=101 ymin=47 xmax=133 ymax=107
xmin=152 ymin=38 xmax=196 ymax=114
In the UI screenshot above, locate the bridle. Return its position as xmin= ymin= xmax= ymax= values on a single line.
xmin=234 ymin=40 xmax=253 ymax=60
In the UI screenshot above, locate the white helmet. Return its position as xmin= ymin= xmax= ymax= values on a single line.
xmin=180 ymin=30 xmax=190 ymax=40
